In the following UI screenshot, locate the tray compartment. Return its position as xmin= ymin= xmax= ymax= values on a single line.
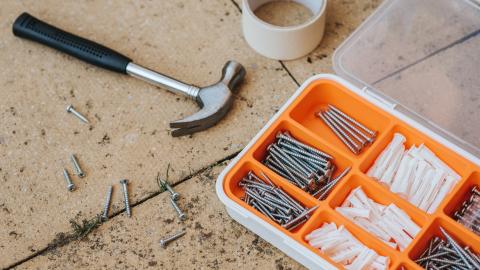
xmin=329 ymin=174 xmax=428 ymax=225
xmin=358 ymin=124 xmax=473 ymax=215
xmin=223 ymin=160 xmax=320 ymax=234
xmin=250 ymin=120 xmax=354 ymax=200
xmin=299 ymin=209 xmax=399 ymax=269
xmin=328 ymin=174 xmax=428 ymax=251
xmin=408 ymin=217 xmax=480 ymax=264
xmin=443 ymin=171 xmax=480 ymax=236
xmin=359 ymin=124 xmax=472 ymax=178
xmin=288 ymin=79 xmax=392 ymax=157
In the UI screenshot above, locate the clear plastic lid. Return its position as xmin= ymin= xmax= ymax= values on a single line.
xmin=333 ymin=0 xmax=480 ymax=158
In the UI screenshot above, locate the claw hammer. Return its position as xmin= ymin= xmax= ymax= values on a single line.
xmin=13 ymin=13 xmax=246 ymax=137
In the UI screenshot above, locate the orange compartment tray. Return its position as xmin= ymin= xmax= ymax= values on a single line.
xmin=219 ymin=75 xmax=480 ymax=269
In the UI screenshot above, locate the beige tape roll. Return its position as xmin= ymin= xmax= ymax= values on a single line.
xmin=242 ymin=0 xmax=327 ymax=60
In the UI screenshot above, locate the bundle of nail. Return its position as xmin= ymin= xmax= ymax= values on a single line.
xmin=317 ymin=105 xmax=376 ymax=155
xmin=306 ymin=222 xmax=390 ymax=269
xmin=239 ymin=171 xmax=318 ymax=230
xmin=263 ymin=131 xmax=348 ymax=199
xmin=415 ymin=227 xmax=480 ymax=269
xmin=336 ymin=187 xmax=421 ymax=251
xmin=367 ymin=133 xmax=461 ymax=213
xmin=453 ymin=186 xmax=480 ymax=236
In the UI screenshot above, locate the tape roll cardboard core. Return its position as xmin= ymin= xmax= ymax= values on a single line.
xmin=243 ymin=0 xmax=327 ymax=60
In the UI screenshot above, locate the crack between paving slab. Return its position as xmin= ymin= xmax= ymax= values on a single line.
xmin=230 ymin=0 xmax=241 ymax=11
xmin=4 ymin=151 xmax=239 ymax=270
xmin=279 ymin=61 xmax=300 ymax=87
xmin=229 ymin=0 xmax=301 ymax=88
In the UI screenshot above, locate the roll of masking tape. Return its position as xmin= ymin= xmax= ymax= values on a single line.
xmin=242 ymin=0 xmax=327 ymax=60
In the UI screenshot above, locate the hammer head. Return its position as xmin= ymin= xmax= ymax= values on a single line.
xmin=169 ymin=61 xmax=246 ymax=137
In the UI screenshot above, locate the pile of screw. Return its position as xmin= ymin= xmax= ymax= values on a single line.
xmin=263 ymin=131 xmax=348 ymax=200
xmin=415 ymin=227 xmax=480 ymax=269
xmin=157 ymin=176 xmax=187 ymax=248
xmin=62 ymin=154 xmax=86 ymax=191
xmin=317 ymin=104 xmax=376 ymax=155
xmin=101 ymin=179 xmax=131 ymax=220
xmin=62 ymin=105 xmax=92 ymax=191
xmin=63 ymin=106 xmax=133 ymax=219
xmin=453 ymin=186 xmax=480 ymax=236
xmin=239 ymin=171 xmax=318 ymax=231
xmin=159 ymin=177 xmax=187 ymax=221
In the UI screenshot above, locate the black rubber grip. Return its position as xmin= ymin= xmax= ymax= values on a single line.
xmin=13 ymin=12 xmax=131 ymax=74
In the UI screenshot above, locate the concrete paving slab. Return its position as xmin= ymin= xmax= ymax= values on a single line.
xmin=0 ymin=0 xmax=298 ymax=267
xmin=15 ymin=163 xmax=304 ymax=270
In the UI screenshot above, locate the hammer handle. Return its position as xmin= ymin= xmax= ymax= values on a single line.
xmin=13 ymin=12 xmax=131 ymax=74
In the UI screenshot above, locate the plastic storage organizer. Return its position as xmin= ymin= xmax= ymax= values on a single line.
xmin=216 ymin=0 xmax=480 ymax=269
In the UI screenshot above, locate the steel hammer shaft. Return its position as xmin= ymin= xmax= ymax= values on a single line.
xmin=126 ymin=63 xmax=200 ymax=99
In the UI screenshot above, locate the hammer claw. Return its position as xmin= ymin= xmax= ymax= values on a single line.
xmin=170 ymin=124 xmax=212 ymax=137
xmin=170 ymin=99 xmax=232 ymax=136
xmin=169 ymin=61 xmax=245 ymax=137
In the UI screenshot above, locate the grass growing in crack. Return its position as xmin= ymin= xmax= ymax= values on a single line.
xmin=70 ymin=214 xmax=103 ymax=240
xmin=157 ymin=163 xmax=171 ymax=192
xmin=47 ymin=214 xmax=104 ymax=251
